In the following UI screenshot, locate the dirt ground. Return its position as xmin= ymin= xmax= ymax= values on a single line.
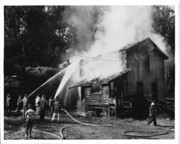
xmin=4 ymin=111 xmax=175 ymax=140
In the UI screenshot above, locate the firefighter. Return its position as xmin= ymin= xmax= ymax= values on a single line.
xmin=39 ymin=95 xmax=48 ymax=121
xmin=147 ymin=102 xmax=157 ymax=126
xmin=20 ymin=94 xmax=29 ymax=119
xmin=25 ymin=104 xmax=36 ymax=139
xmin=16 ymin=94 xmax=22 ymax=115
xmin=48 ymin=96 xmax=54 ymax=114
xmin=35 ymin=94 xmax=41 ymax=116
xmin=129 ymin=102 xmax=132 ymax=117
xmin=6 ymin=94 xmax=12 ymax=116
xmin=51 ymin=98 xmax=62 ymax=122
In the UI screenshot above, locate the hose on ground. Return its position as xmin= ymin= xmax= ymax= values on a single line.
xmin=59 ymin=108 xmax=112 ymax=139
xmin=123 ymin=130 xmax=169 ymax=138
xmin=62 ymin=109 xmax=112 ymax=127
xmin=59 ymin=125 xmax=74 ymax=139
xmin=118 ymin=109 xmax=130 ymax=117
xmin=34 ymin=129 xmax=61 ymax=139
xmin=12 ymin=128 xmax=61 ymax=139
xmin=14 ymin=108 xmax=111 ymax=140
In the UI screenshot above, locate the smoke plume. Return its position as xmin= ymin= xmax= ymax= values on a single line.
xmin=64 ymin=6 xmax=170 ymax=58
xmin=55 ymin=6 xmax=172 ymax=107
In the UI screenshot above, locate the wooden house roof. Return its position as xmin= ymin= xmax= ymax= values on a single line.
xmin=120 ymin=38 xmax=169 ymax=59
xmin=69 ymin=69 xmax=130 ymax=89
xmin=69 ymin=38 xmax=168 ymax=89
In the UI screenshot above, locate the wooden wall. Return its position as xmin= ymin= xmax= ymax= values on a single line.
xmin=126 ymin=43 xmax=165 ymax=102
xmin=83 ymin=85 xmax=110 ymax=107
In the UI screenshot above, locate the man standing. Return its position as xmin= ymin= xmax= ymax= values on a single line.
xmin=48 ymin=96 xmax=54 ymax=114
xmin=147 ymin=102 xmax=157 ymax=126
xmin=16 ymin=95 xmax=22 ymax=115
xmin=39 ymin=95 xmax=48 ymax=121
xmin=51 ymin=99 xmax=62 ymax=122
xmin=20 ymin=94 xmax=29 ymax=119
xmin=25 ymin=104 xmax=36 ymax=139
xmin=6 ymin=94 xmax=12 ymax=116
xmin=35 ymin=94 xmax=41 ymax=116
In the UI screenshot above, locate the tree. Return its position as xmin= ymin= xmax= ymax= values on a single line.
xmin=4 ymin=6 xmax=74 ymax=70
xmin=152 ymin=6 xmax=175 ymax=98
xmin=152 ymin=6 xmax=175 ymax=55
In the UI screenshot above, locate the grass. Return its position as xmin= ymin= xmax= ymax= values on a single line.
xmin=4 ymin=112 xmax=175 ymax=140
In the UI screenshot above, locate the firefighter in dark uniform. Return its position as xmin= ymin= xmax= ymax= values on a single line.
xmin=51 ymin=98 xmax=62 ymax=122
xmin=147 ymin=102 xmax=157 ymax=126
xmin=39 ymin=95 xmax=48 ymax=121
xmin=20 ymin=94 xmax=29 ymax=119
xmin=25 ymin=104 xmax=36 ymax=139
xmin=48 ymin=96 xmax=54 ymax=114
xmin=6 ymin=94 xmax=12 ymax=116
xmin=16 ymin=95 xmax=22 ymax=115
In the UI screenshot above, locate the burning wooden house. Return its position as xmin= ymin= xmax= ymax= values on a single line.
xmin=69 ymin=38 xmax=168 ymax=118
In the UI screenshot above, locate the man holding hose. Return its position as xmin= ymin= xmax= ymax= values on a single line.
xmin=25 ymin=104 xmax=36 ymax=139
xmin=51 ymin=98 xmax=62 ymax=122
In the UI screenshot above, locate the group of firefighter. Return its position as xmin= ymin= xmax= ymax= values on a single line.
xmin=5 ymin=93 xmax=63 ymax=139
xmin=5 ymin=93 xmax=157 ymax=139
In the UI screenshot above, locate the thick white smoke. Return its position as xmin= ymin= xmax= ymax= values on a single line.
xmin=69 ymin=6 xmax=170 ymax=81
xmin=55 ymin=6 xmax=170 ymax=107
xmin=66 ymin=6 xmax=170 ymax=62
xmin=88 ymin=6 xmax=153 ymax=56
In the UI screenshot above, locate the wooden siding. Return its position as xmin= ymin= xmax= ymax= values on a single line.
xmin=84 ymin=85 xmax=110 ymax=107
xmin=84 ymin=87 xmax=91 ymax=97
xmin=126 ymin=43 xmax=165 ymax=101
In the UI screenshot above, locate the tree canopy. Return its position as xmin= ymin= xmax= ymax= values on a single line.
xmin=5 ymin=6 xmax=74 ymax=69
xmin=152 ymin=6 xmax=175 ymax=55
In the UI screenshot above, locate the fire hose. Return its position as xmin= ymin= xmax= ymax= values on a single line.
xmin=123 ymin=130 xmax=170 ymax=138
xmin=62 ymin=109 xmax=173 ymax=139
xmin=123 ymin=125 xmax=173 ymax=138
xmin=59 ymin=108 xmax=112 ymax=139
xmin=62 ymin=109 xmax=112 ymax=127
xmin=12 ymin=128 xmax=61 ymax=139
xmin=33 ymin=129 xmax=61 ymax=139
xmin=59 ymin=125 xmax=73 ymax=139
xmin=37 ymin=109 xmax=173 ymax=139
xmin=15 ymin=108 xmax=172 ymax=139
xmin=32 ymin=108 xmax=112 ymax=140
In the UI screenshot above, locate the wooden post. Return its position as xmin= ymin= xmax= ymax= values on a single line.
xmin=115 ymin=91 xmax=117 ymax=119
xmin=121 ymin=91 xmax=123 ymax=107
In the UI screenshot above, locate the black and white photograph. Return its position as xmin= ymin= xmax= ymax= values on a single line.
xmin=1 ymin=0 xmax=179 ymax=143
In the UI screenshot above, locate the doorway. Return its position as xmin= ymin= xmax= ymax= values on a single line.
xmin=151 ymin=82 xmax=158 ymax=101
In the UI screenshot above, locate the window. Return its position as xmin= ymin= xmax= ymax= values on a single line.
xmin=145 ymin=54 xmax=150 ymax=72
xmin=136 ymin=81 xmax=143 ymax=96
xmin=110 ymin=82 xmax=114 ymax=90
xmin=91 ymin=84 xmax=102 ymax=94
xmin=151 ymin=82 xmax=158 ymax=101
xmin=84 ymin=87 xmax=91 ymax=97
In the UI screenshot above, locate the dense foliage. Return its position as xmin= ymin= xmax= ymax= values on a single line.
xmin=152 ymin=6 xmax=175 ymax=55
xmin=4 ymin=6 xmax=74 ymax=69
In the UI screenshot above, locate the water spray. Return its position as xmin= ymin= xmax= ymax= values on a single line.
xmin=54 ymin=60 xmax=80 ymax=99
xmin=27 ymin=66 xmax=69 ymax=98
